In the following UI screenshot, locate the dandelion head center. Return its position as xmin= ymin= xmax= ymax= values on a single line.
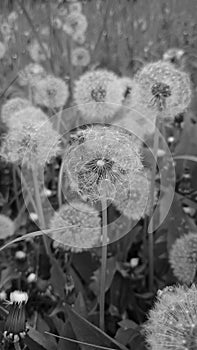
xmin=151 ymin=82 xmax=171 ymax=99
xmin=91 ymin=86 xmax=106 ymax=102
xmin=83 ymin=157 xmax=114 ymax=180
xmin=97 ymin=159 xmax=105 ymax=167
xmin=47 ymin=88 xmax=57 ymax=98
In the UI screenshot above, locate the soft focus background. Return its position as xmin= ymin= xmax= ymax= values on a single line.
xmin=0 ymin=1 xmax=197 ymax=350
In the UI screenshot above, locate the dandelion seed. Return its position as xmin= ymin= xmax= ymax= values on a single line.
xmin=169 ymin=232 xmax=197 ymax=284
xmin=33 ymin=75 xmax=69 ymax=109
xmin=4 ymin=291 xmax=29 ymax=343
xmin=71 ymin=47 xmax=90 ymax=67
xmin=64 ymin=124 xmax=143 ymax=202
xmin=1 ymin=97 xmax=31 ymax=124
xmin=0 ymin=119 xmax=61 ymax=168
xmin=74 ymin=70 xmax=126 ymax=121
xmin=143 ymin=284 xmax=197 ymax=350
xmin=49 ymin=202 xmax=101 ymax=252
xmin=62 ymin=12 xmax=87 ymax=36
xmin=0 ymin=214 xmax=15 ymax=239
xmin=0 ymin=41 xmax=6 ymax=59
xmin=27 ymin=39 xmax=50 ymax=62
xmin=131 ymin=61 xmax=191 ymax=118
xmin=18 ymin=63 xmax=46 ymax=87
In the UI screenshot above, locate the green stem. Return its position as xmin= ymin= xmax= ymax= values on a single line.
xmin=12 ymin=165 xmax=20 ymax=212
xmin=148 ymin=116 xmax=159 ymax=291
xmin=99 ymin=197 xmax=108 ymax=331
xmin=31 ymin=163 xmax=51 ymax=256
xmin=58 ymin=159 xmax=64 ymax=208
xmin=16 ymin=166 xmax=38 ymax=214
xmin=14 ymin=342 xmax=22 ymax=350
xmin=56 ymin=106 xmax=63 ymax=135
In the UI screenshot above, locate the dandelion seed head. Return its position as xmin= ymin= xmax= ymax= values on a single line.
xmin=64 ymin=124 xmax=143 ymax=202
xmin=71 ymin=47 xmax=90 ymax=67
xmin=113 ymin=169 xmax=155 ymax=220
xmin=0 ymin=214 xmax=15 ymax=239
xmin=27 ymin=39 xmax=50 ymax=62
xmin=1 ymin=98 xmax=31 ymax=125
xmin=72 ymin=31 xmax=86 ymax=44
xmin=18 ymin=63 xmax=46 ymax=87
xmin=6 ymin=106 xmax=48 ymax=130
xmin=50 ymin=202 xmax=101 ymax=252
xmin=63 ymin=12 xmax=87 ymax=36
xmin=33 ymin=75 xmax=69 ymax=109
xmin=74 ymin=70 xmax=125 ymax=121
xmin=169 ymin=232 xmax=197 ymax=284
xmin=1 ymin=119 xmax=61 ymax=168
xmin=4 ymin=291 xmax=29 ymax=342
xmin=131 ymin=61 xmax=191 ymax=118
xmin=144 ymin=284 xmax=197 ymax=350
xmin=10 ymin=291 xmax=28 ymax=304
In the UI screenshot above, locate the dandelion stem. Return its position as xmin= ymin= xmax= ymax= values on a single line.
xmin=148 ymin=116 xmax=159 ymax=291
xmin=31 ymin=163 xmax=51 ymax=256
xmin=14 ymin=342 xmax=22 ymax=350
xmin=99 ymin=197 xmax=108 ymax=331
xmin=66 ymin=35 xmax=74 ymax=98
xmin=56 ymin=106 xmax=63 ymax=135
xmin=58 ymin=158 xmax=64 ymax=208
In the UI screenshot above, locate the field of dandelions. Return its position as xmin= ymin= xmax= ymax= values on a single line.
xmin=1 ymin=0 xmax=197 ymax=349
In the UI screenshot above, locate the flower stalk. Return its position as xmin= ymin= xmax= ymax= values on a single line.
xmin=99 ymin=196 xmax=108 ymax=331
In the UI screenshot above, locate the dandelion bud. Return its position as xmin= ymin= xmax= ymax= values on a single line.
xmin=143 ymin=284 xmax=197 ymax=350
xmin=130 ymin=258 xmax=139 ymax=268
xmin=15 ymin=251 xmax=26 ymax=261
xmin=29 ymin=212 xmax=38 ymax=221
xmin=169 ymin=232 xmax=197 ymax=284
xmin=27 ymin=273 xmax=37 ymax=284
xmin=74 ymin=70 xmax=126 ymax=121
xmin=4 ymin=291 xmax=29 ymax=343
xmin=49 ymin=201 xmax=101 ymax=251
